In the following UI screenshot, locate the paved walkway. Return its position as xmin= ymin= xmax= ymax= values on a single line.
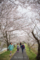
xmin=11 ymin=48 xmax=29 ymax=60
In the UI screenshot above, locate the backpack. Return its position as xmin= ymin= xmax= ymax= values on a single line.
xmin=23 ymin=45 xmax=25 ymax=49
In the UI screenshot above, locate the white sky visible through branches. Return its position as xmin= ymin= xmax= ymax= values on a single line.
xmin=0 ymin=0 xmax=40 ymax=50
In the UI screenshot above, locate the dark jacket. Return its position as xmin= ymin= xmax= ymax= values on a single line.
xmin=21 ymin=45 xmax=25 ymax=49
xmin=20 ymin=43 xmax=22 ymax=46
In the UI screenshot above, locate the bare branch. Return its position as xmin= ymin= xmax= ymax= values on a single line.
xmin=32 ymin=31 xmax=39 ymax=44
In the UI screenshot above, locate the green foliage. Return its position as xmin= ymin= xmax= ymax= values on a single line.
xmin=25 ymin=44 xmax=37 ymax=60
xmin=0 ymin=46 xmax=17 ymax=60
xmin=0 ymin=44 xmax=37 ymax=60
xmin=3 ymin=44 xmax=7 ymax=48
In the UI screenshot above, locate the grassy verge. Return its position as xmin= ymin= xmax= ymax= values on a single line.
xmin=25 ymin=44 xmax=37 ymax=60
xmin=0 ymin=46 xmax=17 ymax=60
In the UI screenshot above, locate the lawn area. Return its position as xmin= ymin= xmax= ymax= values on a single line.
xmin=0 ymin=46 xmax=17 ymax=60
xmin=25 ymin=44 xmax=37 ymax=60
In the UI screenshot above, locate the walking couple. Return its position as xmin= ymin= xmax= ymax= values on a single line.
xmin=17 ymin=42 xmax=25 ymax=53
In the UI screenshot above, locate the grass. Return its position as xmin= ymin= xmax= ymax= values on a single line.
xmin=0 ymin=46 xmax=17 ymax=60
xmin=0 ymin=44 xmax=37 ymax=60
xmin=25 ymin=44 xmax=37 ymax=60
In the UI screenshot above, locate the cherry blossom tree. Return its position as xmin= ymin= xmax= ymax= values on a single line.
xmin=32 ymin=23 xmax=40 ymax=60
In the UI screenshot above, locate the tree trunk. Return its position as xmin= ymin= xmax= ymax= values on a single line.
xmin=37 ymin=43 xmax=40 ymax=60
xmin=6 ymin=31 xmax=9 ymax=51
xmin=7 ymin=40 xmax=9 ymax=51
xmin=32 ymin=31 xmax=40 ymax=60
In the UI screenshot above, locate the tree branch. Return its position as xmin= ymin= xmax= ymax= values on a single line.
xmin=32 ymin=31 xmax=39 ymax=44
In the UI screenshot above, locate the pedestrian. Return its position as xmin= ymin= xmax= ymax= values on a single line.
xmin=17 ymin=43 xmax=20 ymax=52
xmin=20 ymin=42 xmax=22 ymax=48
xmin=21 ymin=43 xmax=25 ymax=53
xmin=8 ymin=42 xmax=14 ymax=56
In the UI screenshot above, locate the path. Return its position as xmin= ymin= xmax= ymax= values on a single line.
xmin=10 ymin=48 xmax=29 ymax=60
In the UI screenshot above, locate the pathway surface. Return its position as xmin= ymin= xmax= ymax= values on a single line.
xmin=11 ymin=48 xmax=29 ymax=60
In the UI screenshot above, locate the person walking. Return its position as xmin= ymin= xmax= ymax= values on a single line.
xmin=20 ymin=42 xmax=22 ymax=48
xmin=17 ymin=43 xmax=20 ymax=52
xmin=21 ymin=43 xmax=25 ymax=53
xmin=8 ymin=42 xmax=14 ymax=56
